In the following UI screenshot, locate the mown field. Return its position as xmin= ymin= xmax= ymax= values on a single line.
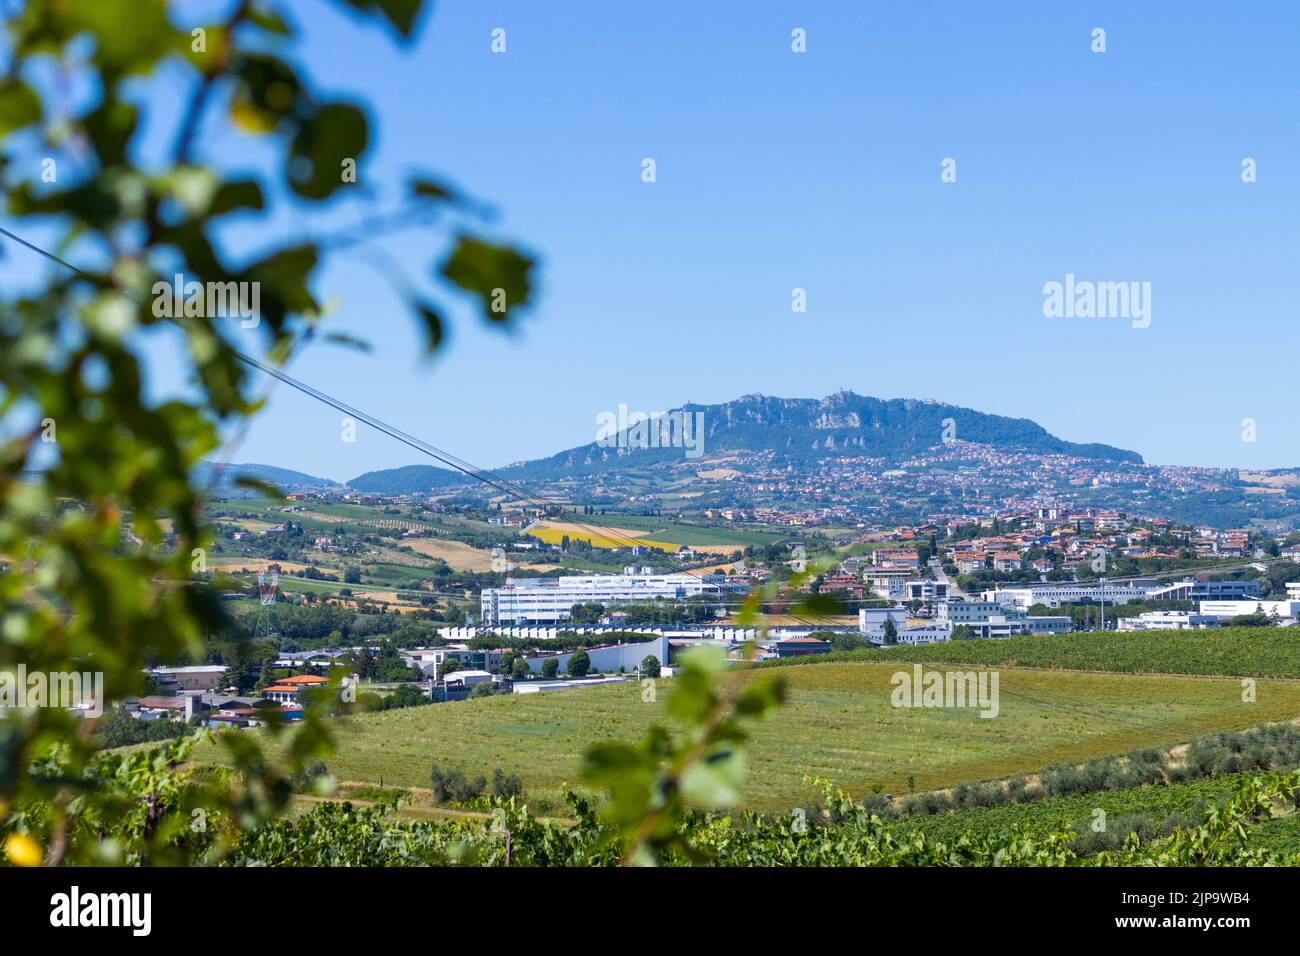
xmin=191 ymin=660 xmax=1300 ymax=811
xmin=763 ymin=628 xmax=1300 ymax=679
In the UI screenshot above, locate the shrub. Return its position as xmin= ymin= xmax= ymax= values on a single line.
xmin=430 ymin=765 xmax=484 ymax=803
xmin=859 ymin=793 xmax=894 ymax=816
xmin=431 ymin=764 xmax=517 ymax=804
xmin=491 ymin=768 xmax=523 ymax=800
xmin=567 ymin=650 xmax=590 ymax=677
xmin=902 ymin=791 xmax=951 ymax=816
xmin=1041 ymin=763 xmax=1086 ymax=797
xmin=1005 ymin=775 xmax=1027 ymax=803
xmin=291 ymin=761 xmax=330 ymax=792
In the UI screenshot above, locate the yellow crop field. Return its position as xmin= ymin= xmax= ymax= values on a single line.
xmin=527 ymin=521 xmax=737 ymax=554
xmin=527 ymin=524 xmax=679 ymax=552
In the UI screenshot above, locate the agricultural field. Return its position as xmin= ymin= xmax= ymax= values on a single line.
xmin=526 ymin=516 xmax=785 ymax=554
xmin=210 ymin=557 xmax=319 ymax=574
xmin=526 ymin=521 xmax=683 ymax=553
xmin=765 ymin=628 xmax=1300 ymax=679
xmin=190 ymin=660 xmax=1300 ymax=812
xmin=579 ymin=513 xmax=789 ymax=548
xmin=892 ymin=771 xmax=1300 ymax=855
xmin=400 ymin=538 xmax=497 ymax=572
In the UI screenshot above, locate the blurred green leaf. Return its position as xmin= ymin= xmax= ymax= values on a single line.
xmin=679 ymin=746 xmax=745 ymax=809
xmin=792 ymin=592 xmax=844 ymax=617
xmin=210 ymin=180 xmax=265 ymax=216
xmin=288 ymin=101 xmax=368 ymax=199
xmin=0 ymin=80 xmax=41 ymax=136
xmin=409 ymin=175 xmax=466 ymax=206
xmin=439 ymin=234 xmax=535 ymax=324
xmin=413 ymin=300 xmax=445 ymax=354
xmin=231 ymin=476 xmax=285 ymax=498
xmin=231 ymin=55 xmax=303 ymax=133
xmin=322 ymin=331 xmax=372 ymax=353
xmin=247 ymin=3 xmax=294 ymax=36
xmin=335 ymin=0 xmax=425 ymax=38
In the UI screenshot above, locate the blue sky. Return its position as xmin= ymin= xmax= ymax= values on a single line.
xmin=10 ymin=1 xmax=1300 ymax=479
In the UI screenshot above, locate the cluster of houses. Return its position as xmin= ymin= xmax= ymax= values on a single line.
xmin=700 ymin=506 xmax=857 ymax=527
xmin=126 ymin=666 xmax=325 ymax=728
xmin=814 ymin=508 xmax=1289 ymax=600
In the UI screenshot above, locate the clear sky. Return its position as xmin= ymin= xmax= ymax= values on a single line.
xmin=11 ymin=1 xmax=1300 ymax=480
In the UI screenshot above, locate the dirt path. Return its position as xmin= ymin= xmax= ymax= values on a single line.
xmin=297 ymin=782 xmax=577 ymax=826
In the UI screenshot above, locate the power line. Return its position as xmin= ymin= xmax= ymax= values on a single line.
xmin=0 ymin=224 xmax=836 ymax=627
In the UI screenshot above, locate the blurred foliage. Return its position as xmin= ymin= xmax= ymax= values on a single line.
xmin=48 ymin=744 xmax=1297 ymax=867
xmin=0 ymin=0 xmax=534 ymax=865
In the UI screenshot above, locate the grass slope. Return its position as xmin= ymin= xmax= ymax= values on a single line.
xmin=762 ymin=628 xmax=1300 ymax=679
xmin=196 ymin=661 xmax=1300 ymax=811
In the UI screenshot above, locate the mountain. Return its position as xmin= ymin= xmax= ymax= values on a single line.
xmin=496 ymin=391 xmax=1142 ymax=480
xmin=340 ymin=392 xmax=1142 ymax=494
xmin=347 ymin=464 xmax=470 ymax=495
xmin=197 ymin=462 xmax=344 ymax=497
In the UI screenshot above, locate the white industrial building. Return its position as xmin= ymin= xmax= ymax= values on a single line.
xmin=1117 ymin=611 xmax=1219 ymax=631
xmin=523 ymin=635 xmax=672 ymax=676
xmin=480 ymin=567 xmax=735 ymax=626
xmin=1196 ymin=599 xmax=1300 ymax=622
xmin=859 ymin=602 xmax=1069 ymax=643
xmin=438 ymin=625 xmax=768 ymax=642
xmin=858 ymin=606 xmax=909 ymax=639
xmin=512 ymin=675 xmax=630 ymax=695
xmin=982 ymin=583 xmax=1149 ymax=610
xmin=894 ymin=623 xmax=953 ymax=645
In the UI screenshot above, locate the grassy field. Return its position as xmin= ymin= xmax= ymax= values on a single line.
xmin=191 ymin=661 xmax=1300 ymax=811
xmin=763 ymin=628 xmax=1300 ymax=679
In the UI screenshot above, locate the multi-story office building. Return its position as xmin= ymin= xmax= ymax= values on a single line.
xmin=905 ymin=579 xmax=949 ymax=603
xmin=1024 ymin=615 xmax=1073 ymax=634
xmin=939 ymin=600 xmax=1027 ymax=638
xmin=864 ymin=568 xmax=910 ymax=598
xmin=480 ymin=567 xmax=734 ymax=626
xmin=938 ymin=600 xmax=1070 ymax=637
